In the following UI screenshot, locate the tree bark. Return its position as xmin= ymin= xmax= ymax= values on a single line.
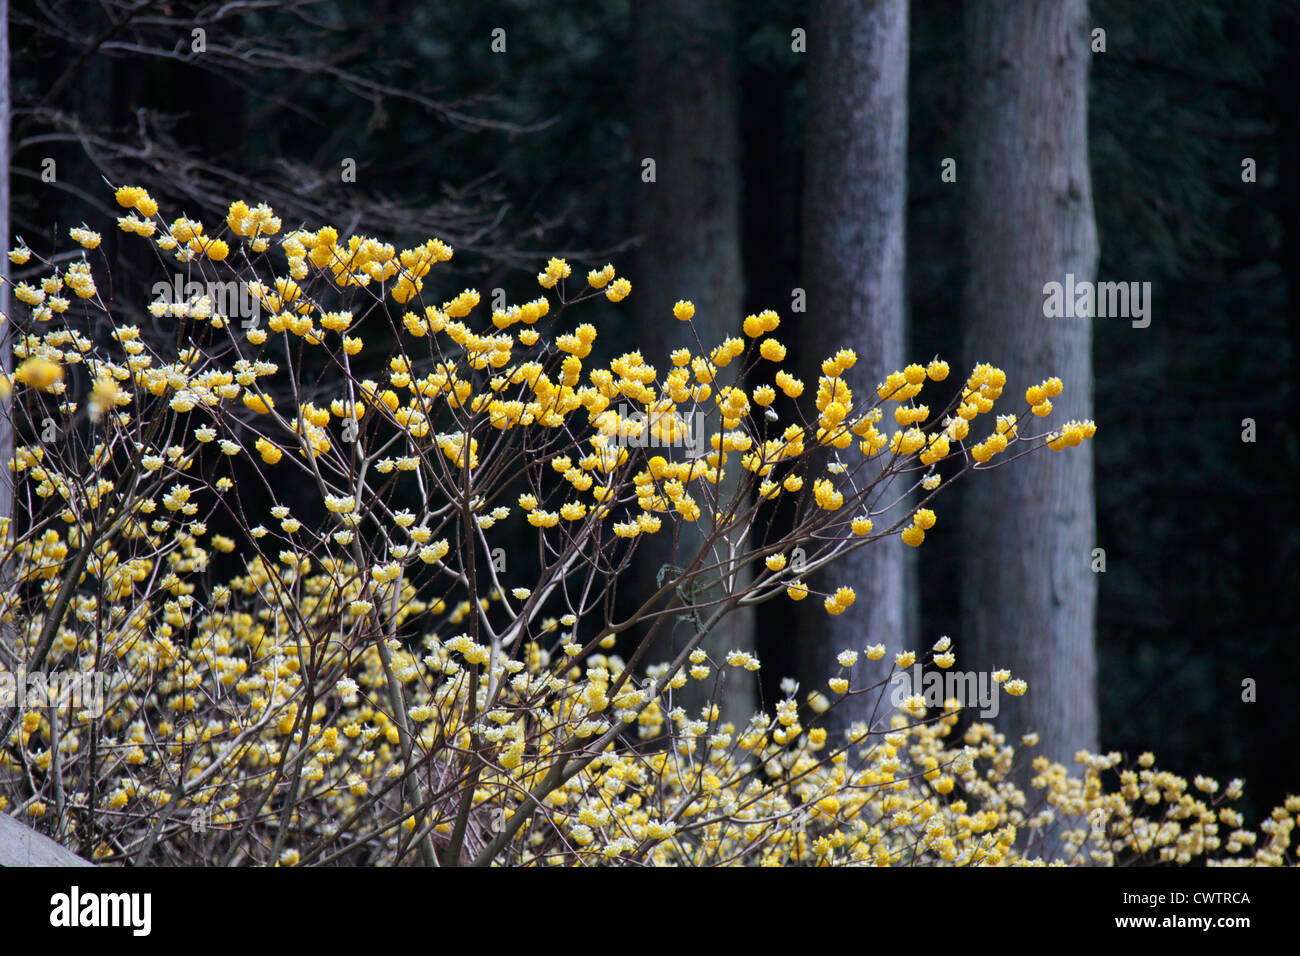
xmin=632 ymin=0 xmax=754 ymax=723
xmin=798 ymin=0 xmax=911 ymax=739
xmin=960 ymin=0 xmax=1099 ymax=775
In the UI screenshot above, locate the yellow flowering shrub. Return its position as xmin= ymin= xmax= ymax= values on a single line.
xmin=0 ymin=186 xmax=1291 ymax=866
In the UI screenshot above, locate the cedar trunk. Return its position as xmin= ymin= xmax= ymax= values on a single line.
xmin=960 ymin=0 xmax=1099 ymax=771
xmin=799 ymin=0 xmax=911 ymax=736
xmin=632 ymin=0 xmax=754 ymax=722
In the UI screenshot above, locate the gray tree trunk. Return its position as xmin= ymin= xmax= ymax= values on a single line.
xmin=632 ymin=0 xmax=754 ymax=723
xmin=799 ymin=0 xmax=911 ymax=739
xmin=960 ymin=0 xmax=1099 ymax=777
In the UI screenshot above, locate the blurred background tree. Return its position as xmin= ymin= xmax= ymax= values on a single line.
xmin=959 ymin=0 xmax=1099 ymax=783
xmin=796 ymin=0 xmax=911 ymax=739
xmin=630 ymin=0 xmax=755 ymax=725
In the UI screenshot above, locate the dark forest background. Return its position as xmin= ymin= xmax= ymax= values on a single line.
xmin=6 ymin=0 xmax=1298 ymax=825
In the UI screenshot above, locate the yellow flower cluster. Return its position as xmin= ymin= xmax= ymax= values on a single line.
xmin=3 ymin=187 xmax=1258 ymax=869
xmin=901 ymin=507 xmax=937 ymax=548
xmin=823 ymin=586 xmax=856 ymax=616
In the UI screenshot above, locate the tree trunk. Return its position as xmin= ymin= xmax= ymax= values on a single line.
xmin=798 ymin=0 xmax=910 ymax=740
xmin=632 ymin=0 xmax=753 ymax=723
xmin=960 ymin=0 xmax=1099 ymax=778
